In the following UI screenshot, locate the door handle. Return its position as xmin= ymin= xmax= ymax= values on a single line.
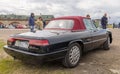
xmin=92 ymin=30 xmax=98 ymax=32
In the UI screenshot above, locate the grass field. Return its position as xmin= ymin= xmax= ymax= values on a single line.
xmin=0 ymin=40 xmax=71 ymax=74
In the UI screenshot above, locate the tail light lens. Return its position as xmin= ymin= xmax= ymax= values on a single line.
xmin=8 ymin=38 xmax=15 ymax=42
xmin=29 ymin=40 xmax=49 ymax=46
xmin=7 ymin=38 xmax=15 ymax=46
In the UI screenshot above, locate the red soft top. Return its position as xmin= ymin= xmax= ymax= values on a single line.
xmin=52 ymin=16 xmax=87 ymax=30
xmin=53 ymin=16 xmax=86 ymax=19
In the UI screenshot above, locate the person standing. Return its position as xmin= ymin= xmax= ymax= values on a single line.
xmin=101 ymin=13 xmax=108 ymax=29
xmin=29 ymin=13 xmax=35 ymax=32
xmin=113 ymin=23 xmax=115 ymax=29
xmin=36 ymin=17 xmax=43 ymax=30
xmin=119 ymin=22 xmax=120 ymax=28
xmin=42 ymin=20 xmax=46 ymax=28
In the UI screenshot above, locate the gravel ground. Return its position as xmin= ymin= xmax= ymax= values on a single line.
xmin=0 ymin=28 xmax=120 ymax=74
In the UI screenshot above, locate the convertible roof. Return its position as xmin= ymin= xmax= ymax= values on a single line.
xmin=53 ymin=16 xmax=86 ymax=20
xmin=52 ymin=16 xmax=87 ymax=30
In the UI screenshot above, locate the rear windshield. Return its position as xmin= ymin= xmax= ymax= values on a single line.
xmin=45 ymin=20 xmax=74 ymax=29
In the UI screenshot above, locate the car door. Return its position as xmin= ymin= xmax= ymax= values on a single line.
xmin=83 ymin=19 xmax=107 ymax=51
xmin=83 ymin=19 xmax=95 ymax=51
xmin=84 ymin=19 xmax=107 ymax=49
xmin=90 ymin=20 xmax=107 ymax=49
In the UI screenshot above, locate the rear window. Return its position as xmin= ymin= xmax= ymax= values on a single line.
xmin=45 ymin=20 xmax=74 ymax=29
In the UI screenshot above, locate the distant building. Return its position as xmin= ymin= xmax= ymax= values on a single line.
xmin=0 ymin=14 xmax=54 ymax=26
xmin=0 ymin=14 xmax=54 ymax=20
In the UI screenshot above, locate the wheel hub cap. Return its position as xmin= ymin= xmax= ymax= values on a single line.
xmin=69 ymin=46 xmax=80 ymax=65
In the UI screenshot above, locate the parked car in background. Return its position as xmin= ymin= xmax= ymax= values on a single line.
xmin=8 ymin=24 xmax=15 ymax=29
xmin=4 ymin=16 xmax=112 ymax=68
xmin=16 ymin=24 xmax=27 ymax=29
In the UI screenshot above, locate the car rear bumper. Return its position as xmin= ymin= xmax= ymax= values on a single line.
xmin=4 ymin=45 xmax=67 ymax=62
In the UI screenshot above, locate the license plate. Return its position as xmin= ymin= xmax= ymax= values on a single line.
xmin=15 ymin=40 xmax=29 ymax=48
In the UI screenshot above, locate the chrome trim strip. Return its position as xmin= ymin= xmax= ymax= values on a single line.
xmin=84 ymin=38 xmax=107 ymax=44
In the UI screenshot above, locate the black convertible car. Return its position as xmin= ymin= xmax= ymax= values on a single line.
xmin=4 ymin=16 xmax=112 ymax=68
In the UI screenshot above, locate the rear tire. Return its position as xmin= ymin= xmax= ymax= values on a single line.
xmin=62 ymin=43 xmax=81 ymax=68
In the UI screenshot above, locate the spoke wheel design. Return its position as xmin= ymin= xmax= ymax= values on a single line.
xmin=69 ymin=46 xmax=80 ymax=65
xmin=62 ymin=43 xmax=81 ymax=68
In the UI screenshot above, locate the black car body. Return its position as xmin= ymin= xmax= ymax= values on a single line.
xmin=4 ymin=16 xmax=112 ymax=68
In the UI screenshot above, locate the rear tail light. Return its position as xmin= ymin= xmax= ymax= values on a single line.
xmin=29 ymin=40 xmax=49 ymax=46
xmin=7 ymin=38 xmax=15 ymax=46
xmin=8 ymin=38 xmax=15 ymax=42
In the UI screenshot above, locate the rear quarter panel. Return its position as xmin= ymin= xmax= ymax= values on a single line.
xmin=45 ymin=30 xmax=91 ymax=52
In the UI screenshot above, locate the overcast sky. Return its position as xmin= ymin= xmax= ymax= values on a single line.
xmin=0 ymin=0 xmax=120 ymax=22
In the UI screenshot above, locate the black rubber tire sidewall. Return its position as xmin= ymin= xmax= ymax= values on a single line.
xmin=103 ymin=36 xmax=110 ymax=50
xmin=62 ymin=43 xmax=81 ymax=68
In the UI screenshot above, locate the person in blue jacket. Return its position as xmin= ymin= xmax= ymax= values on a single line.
xmin=29 ymin=13 xmax=35 ymax=32
xmin=101 ymin=13 xmax=108 ymax=29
